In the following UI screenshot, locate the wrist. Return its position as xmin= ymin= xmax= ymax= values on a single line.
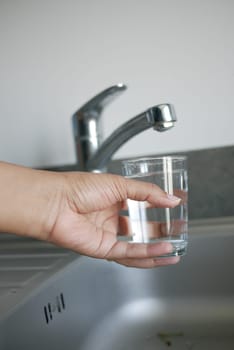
xmin=0 ymin=162 xmax=64 ymax=240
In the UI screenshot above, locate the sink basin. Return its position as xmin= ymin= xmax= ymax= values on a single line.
xmin=1 ymin=217 xmax=234 ymax=349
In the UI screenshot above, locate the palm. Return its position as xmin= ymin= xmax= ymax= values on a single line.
xmin=50 ymin=201 xmax=121 ymax=259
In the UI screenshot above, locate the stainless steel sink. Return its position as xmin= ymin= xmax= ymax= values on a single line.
xmin=1 ymin=217 xmax=234 ymax=349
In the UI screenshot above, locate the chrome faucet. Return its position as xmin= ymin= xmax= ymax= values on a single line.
xmin=72 ymin=83 xmax=177 ymax=172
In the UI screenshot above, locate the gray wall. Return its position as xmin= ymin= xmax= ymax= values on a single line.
xmin=1 ymin=0 xmax=234 ymax=167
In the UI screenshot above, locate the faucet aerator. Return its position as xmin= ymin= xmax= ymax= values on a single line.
xmin=154 ymin=121 xmax=175 ymax=132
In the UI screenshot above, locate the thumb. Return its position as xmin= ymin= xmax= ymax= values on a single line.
xmin=125 ymin=178 xmax=181 ymax=208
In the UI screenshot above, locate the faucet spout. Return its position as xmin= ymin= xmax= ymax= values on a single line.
xmin=86 ymin=104 xmax=177 ymax=172
xmin=72 ymin=84 xmax=177 ymax=172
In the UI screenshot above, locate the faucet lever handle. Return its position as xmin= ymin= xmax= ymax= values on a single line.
xmin=75 ymin=83 xmax=127 ymax=119
xmin=72 ymin=83 xmax=127 ymax=170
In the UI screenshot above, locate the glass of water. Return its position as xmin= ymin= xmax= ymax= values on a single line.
xmin=120 ymin=156 xmax=188 ymax=257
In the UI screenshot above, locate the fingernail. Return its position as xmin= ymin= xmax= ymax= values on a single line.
xmin=154 ymin=256 xmax=181 ymax=265
xmin=164 ymin=242 xmax=174 ymax=253
xmin=167 ymin=194 xmax=181 ymax=202
xmin=147 ymin=242 xmax=173 ymax=256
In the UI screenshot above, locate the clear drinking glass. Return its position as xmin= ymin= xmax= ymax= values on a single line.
xmin=120 ymin=156 xmax=188 ymax=257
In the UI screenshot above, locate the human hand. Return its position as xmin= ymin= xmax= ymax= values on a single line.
xmin=0 ymin=162 xmax=181 ymax=268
